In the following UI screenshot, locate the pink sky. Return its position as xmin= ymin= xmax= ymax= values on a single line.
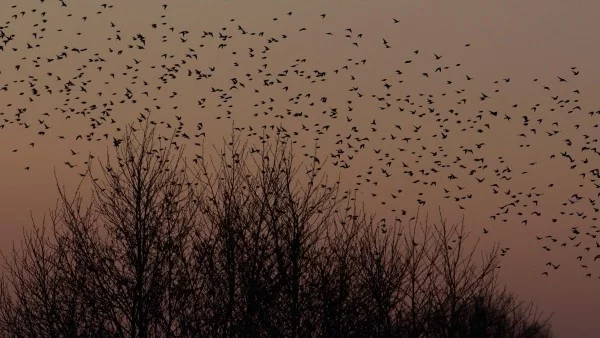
xmin=1 ymin=1 xmax=599 ymax=336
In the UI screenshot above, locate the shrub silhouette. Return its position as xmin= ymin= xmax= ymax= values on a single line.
xmin=0 ymin=120 xmax=552 ymax=337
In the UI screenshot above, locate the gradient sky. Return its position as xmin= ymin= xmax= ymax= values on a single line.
xmin=1 ymin=1 xmax=599 ymax=336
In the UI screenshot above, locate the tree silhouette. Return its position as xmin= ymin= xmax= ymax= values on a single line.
xmin=0 ymin=120 xmax=552 ymax=337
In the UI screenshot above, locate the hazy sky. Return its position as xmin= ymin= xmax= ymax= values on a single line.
xmin=1 ymin=1 xmax=599 ymax=336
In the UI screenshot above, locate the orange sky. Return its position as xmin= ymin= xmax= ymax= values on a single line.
xmin=1 ymin=1 xmax=599 ymax=336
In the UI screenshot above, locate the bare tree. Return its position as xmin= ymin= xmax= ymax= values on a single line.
xmin=0 ymin=120 xmax=553 ymax=338
xmin=1 ymin=120 xmax=202 ymax=337
xmin=184 ymin=127 xmax=344 ymax=337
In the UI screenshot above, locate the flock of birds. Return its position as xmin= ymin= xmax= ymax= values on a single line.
xmin=1 ymin=1 xmax=599 ymax=278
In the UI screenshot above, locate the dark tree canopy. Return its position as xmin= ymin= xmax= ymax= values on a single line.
xmin=0 ymin=120 xmax=552 ymax=338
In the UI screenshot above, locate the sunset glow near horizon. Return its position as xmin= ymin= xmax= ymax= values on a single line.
xmin=1 ymin=1 xmax=599 ymax=336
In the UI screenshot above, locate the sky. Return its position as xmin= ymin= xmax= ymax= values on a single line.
xmin=1 ymin=0 xmax=599 ymax=336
